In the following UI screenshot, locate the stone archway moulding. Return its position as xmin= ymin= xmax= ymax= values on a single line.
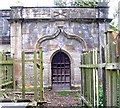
xmin=34 ymin=26 xmax=88 ymax=51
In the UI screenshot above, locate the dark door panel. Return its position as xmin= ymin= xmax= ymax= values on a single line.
xmin=51 ymin=51 xmax=71 ymax=90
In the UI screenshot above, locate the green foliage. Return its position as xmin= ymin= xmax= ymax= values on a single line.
xmin=110 ymin=20 xmax=119 ymax=32
xmin=71 ymin=0 xmax=97 ymax=7
xmin=99 ymin=86 xmax=103 ymax=106
xmin=54 ymin=0 xmax=98 ymax=7
xmin=0 ymin=91 xmax=3 ymax=98
xmin=54 ymin=1 xmax=67 ymax=6
xmin=74 ymin=93 xmax=81 ymax=98
xmin=57 ymin=91 xmax=72 ymax=95
xmin=2 ymin=81 xmax=13 ymax=89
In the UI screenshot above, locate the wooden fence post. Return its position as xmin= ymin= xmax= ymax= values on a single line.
xmin=81 ymin=54 xmax=84 ymax=105
xmin=2 ymin=51 xmax=5 ymax=84
xmin=101 ymin=47 xmax=106 ymax=106
xmin=105 ymin=32 xmax=109 ymax=106
xmin=0 ymin=52 xmax=3 ymax=98
xmin=118 ymin=71 xmax=120 ymax=107
xmin=81 ymin=53 xmax=86 ymax=106
xmin=34 ymin=50 xmax=37 ymax=101
xmin=40 ymin=48 xmax=44 ymax=102
xmin=90 ymin=51 xmax=94 ymax=105
xmin=13 ymin=54 xmax=16 ymax=90
xmin=7 ymin=54 xmax=11 ymax=82
xmin=106 ymin=32 xmax=112 ymax=106
xmin=118 ymin=30 xmax=120 ymax=106
xmin=88 ymin=52 xmax=92 ymax=104
xmin=95 ymin=48 xmax=99 ymax=106
xmin=111 ymin=43 xmax=117 ymax=106
xmin=22 ymin=51 xmax=25 ymax=99
xmin=83 ymin=53 xmax=85 ymax=102
xmin=84 ymin=53 xmax=87 ymax=99
xmin=93 ymin=49 xmax=96 ymax=106
xmin=85 ymin=53 xmax=89 ymax=100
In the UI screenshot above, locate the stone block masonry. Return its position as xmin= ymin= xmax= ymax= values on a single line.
xmin=0 ymin=6 xmax=112 ymax=89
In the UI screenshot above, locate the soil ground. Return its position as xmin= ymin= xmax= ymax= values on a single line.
xmin=5 ymin=89 xmax=81 ymax=107
xmin=43 ymin=89 xmax=81 ymax=107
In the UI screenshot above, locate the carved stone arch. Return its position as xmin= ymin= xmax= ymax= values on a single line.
xmin=34 ymin=27 xmax=87 ymax=50
xmin=62 ymin=30 xmax=87 ymax=49
xmin=50 ymin=48 xmax=73 ymax=64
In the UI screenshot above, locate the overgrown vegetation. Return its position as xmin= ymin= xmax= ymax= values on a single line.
xmin=71 ymin=0 xmax=97 ymax=7
xmin=57 ymin=91 xmax=72 ymax=95
xmin=110 ymin=20 xmax=119 ymax=32
xmin=54 ymin=1 xmax=67 ymax=6
xmin=99 ymin=86 xmax=103 ymax=106
xmin=74 ymin=93 xmax=80 ymax=98
xmin=1 ymin=82 xmax=13 ymax=89
xmin=54 ymin=0 xmax=109 ymax=7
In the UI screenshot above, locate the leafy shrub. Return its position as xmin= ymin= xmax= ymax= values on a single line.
xmin=99 ymin=86 xmax=103 ymax=106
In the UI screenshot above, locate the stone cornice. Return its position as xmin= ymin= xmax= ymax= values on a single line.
xmin=10 ymin=7 xmax=109 ymax=20
xmin=0 ymin=10 xmax=11 ymax=17
xmin=7 ymin=18 xmax=112 ymax=23
xmin=10 ymin=6 xmax=109 ymax=9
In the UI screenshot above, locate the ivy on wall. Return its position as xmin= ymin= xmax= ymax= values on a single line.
xmin=70 ymin=0 xmax=97 ymax=7
xmin=54 ymin=1 xmax=67 ymax=6
xmin=54 ymin=0 xmax=109 ymax=7
xmin=110 ymin=20 xmax=119 ymax=32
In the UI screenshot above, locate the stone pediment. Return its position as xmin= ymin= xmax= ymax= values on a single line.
xmin=35 ymin=26 xmax=87 ymax=50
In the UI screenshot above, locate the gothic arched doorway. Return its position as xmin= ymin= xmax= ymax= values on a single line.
xmin=51 ymin=50 xmax=71 ymax=90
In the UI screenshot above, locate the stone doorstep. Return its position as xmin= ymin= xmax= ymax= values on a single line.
xmin=0 ymin=99 xmax=48 ymax=107
xmin=0 ymin=102 xmax=29 ymax=108
xmin=0 ymin=99 xmax=35 ymax=108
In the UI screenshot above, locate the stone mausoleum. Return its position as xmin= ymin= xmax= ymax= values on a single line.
xmin=0 ymin=6 xmax=112 ymax=90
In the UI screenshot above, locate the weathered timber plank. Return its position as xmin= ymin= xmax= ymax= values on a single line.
xmin=88 ymin=52 xmax=92 ymax=103
xmin=81 ymin=54 xmax=85 ymax=106
xmin=80 ymin=63 xmax=120 ymax=70
xmin=117 ymin=29 xmax=120 ymax=106
xmin=81 ymin=96 xmax=92 ymax=107
xmin=0 ymin=81 xmax=13 ymax=87
xmin=22 ymin=51 xmax=25 ymax=99
xmin=118 ymin=70 xmax=120 ymax=106
xmin=95 ymin=49 xmax=99 ymax=106
xmin=93 ymin=49 xmax=96 ymax=106
xmin=80 ymin=63 xmax=106 ymax=68
xmin=85 ymin=53 xmax=89 ymax=101
xmin=112 ymin=70 xmax=117 ymax=106
xmin=34 ymin=50 xmax=37 ymax=101
xmin=0 ymin=59 xmax=41 ymax=64
xmin=40 ymin=49 xmax=44 ymax=102
xmin=13 ymin=54 xmax=16 ymax=90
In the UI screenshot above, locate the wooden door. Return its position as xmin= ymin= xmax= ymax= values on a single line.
xmin=51 ymin=51 xmax=71 ymax=90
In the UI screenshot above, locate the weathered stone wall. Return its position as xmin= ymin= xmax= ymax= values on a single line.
xmin=0 ymin=10 xmax=10 ymax=51
xmin=8 ymin=6 xmax=112 ymax=88
xmin=21 ymin=21 xmax=109 ymax=50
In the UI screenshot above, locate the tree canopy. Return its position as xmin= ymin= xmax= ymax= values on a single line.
xmin=54 ymin=0 xmax=109 ymax=7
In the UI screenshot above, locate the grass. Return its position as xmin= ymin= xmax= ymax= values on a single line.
xmin=74 ymin=93 xmax=80 ymax=98
xmin=57 ymin=91 xmax=72 ymax=95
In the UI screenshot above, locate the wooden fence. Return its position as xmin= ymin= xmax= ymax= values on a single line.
xmin=0 ymin=51 xmax=13 ymax=88
xmin=0 ymin=49 xmax=44 ymax=102
xmin=80 ymin=32 xmax=120 ymax=106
